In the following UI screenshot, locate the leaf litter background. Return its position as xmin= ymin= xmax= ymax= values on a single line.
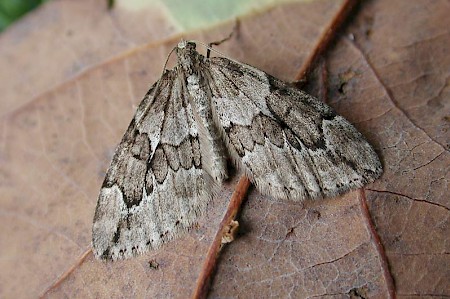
xmin=0 ymin=0 xmax=449 ymax=298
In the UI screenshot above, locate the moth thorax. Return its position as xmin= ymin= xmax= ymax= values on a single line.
xmin=176 ymin=45 xmax=201 ymax=74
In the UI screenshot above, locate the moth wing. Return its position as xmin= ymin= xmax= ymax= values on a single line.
xmin=207 ymin=57 xmax=382 ymax=201
xmin=92 ymin=71 xmax=216 ymax=260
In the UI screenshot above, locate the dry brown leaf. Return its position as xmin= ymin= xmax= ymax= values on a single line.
xmin=340 ymin=1 xmax=450 ymax=296
xmin=1 ymin=0 xmax=448 ymax=298
xmin=0 ymin=0 xmax=178 ymax=118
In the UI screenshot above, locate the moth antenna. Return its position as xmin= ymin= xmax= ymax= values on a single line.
xmin=206 ymin=20 xmax=239 ymax=57
xmin=189 ymin=40 xmax=244 ymax=66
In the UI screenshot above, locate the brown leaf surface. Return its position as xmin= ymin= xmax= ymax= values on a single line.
xmin=1 ymin=0 xmax=448 ymax=298
xmin=339 ymin=1 xmax=450 ymax=296
xmin=0 ymin=0 xmax=178 ymax=118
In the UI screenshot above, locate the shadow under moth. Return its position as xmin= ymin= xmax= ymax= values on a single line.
xmin=92 ymin=40 xmax=382 ymax=260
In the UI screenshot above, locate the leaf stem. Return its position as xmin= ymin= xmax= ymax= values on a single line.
xmin=191 ymin=176 xmax=251 ymax=299
xmin=295 ymin=0 xmax=359 ymax=81
xmin=359 ymin=189 xmax=396 ymax=298
xmin=39 ymin=249 xmax=93 ymax=298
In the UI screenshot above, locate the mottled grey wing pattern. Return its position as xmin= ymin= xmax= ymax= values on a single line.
xmin=92 ymin=71 xmax=215 ymax=260
xmin=207 ymin=57 xmax=382 ymax=201
xmin=93 ymin=41 xmax=383 ymax=261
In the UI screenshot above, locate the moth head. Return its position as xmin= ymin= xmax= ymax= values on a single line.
xmin=177 ymin=39 xmax=187 ymax=49
xmin=177 ymin=40 xmax=196 ymax=51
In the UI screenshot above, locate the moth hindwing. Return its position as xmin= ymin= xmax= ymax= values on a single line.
xmin=92 ymin=40 xmax=382 ymax=260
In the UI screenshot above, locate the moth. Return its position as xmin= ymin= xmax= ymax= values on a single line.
xmin=92 ymin=40 xmax=382 ymax=260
